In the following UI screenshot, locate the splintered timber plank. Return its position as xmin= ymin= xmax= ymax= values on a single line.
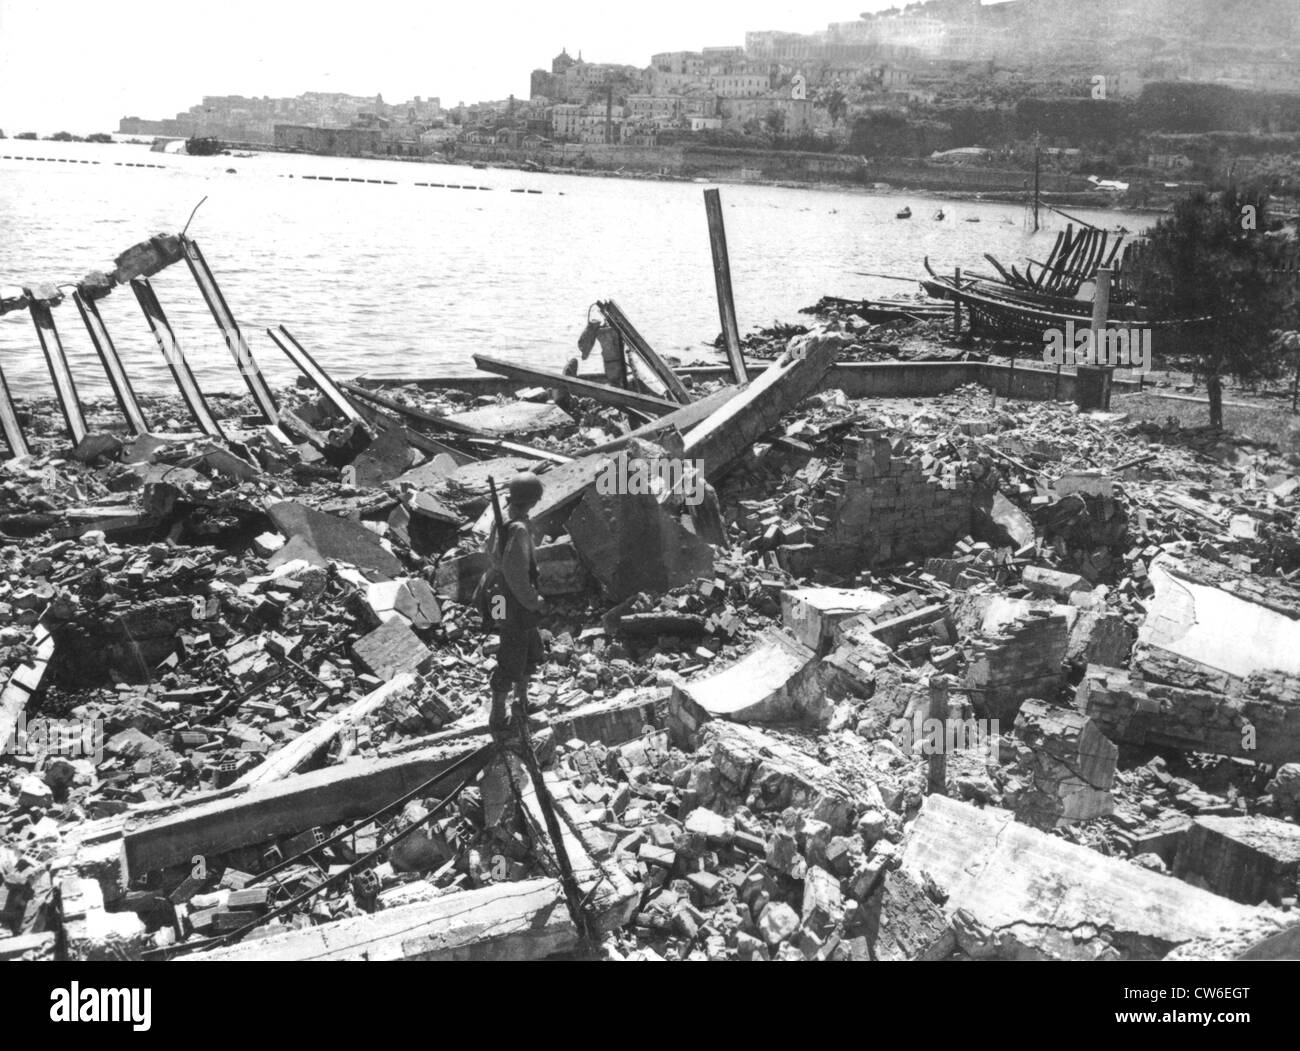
xmin=27 ymin=299 xmax=88 ymax=444
xmin=0 ymin=359 xmax=29 ymax=458
xmin=73 ymin=292 xmax=150 ymax=436
xmin=267 ymin=326 xmax=363 ymax=424
xmin=131 ymin=278 xmax=226 ymax=440
xmin=180 ymin=236 xmax=280 ymax=424
xmin=471 ymin=353 xmax=679 ymax=415
xmin=597 ymin=299 xmax=691 ymax=404
xmin=703 ymin=188 xmax=749 ymax=384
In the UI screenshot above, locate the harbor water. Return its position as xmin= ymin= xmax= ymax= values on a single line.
xmin=0 ymin=140 xmax=1151 ymax=397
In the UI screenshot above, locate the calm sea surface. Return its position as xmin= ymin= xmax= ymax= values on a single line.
xmin=0 ymin=140 xmax=1151 ymax=398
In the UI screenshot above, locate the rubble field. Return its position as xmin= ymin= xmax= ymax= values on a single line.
xmin=3 ymin=318 xmax=1300 ymax=963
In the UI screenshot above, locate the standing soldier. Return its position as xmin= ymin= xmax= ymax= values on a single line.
xmin=484 ymin=472 xmax=546 ymax=733
xmin=577 ymin=307 xmax=629 ymax=388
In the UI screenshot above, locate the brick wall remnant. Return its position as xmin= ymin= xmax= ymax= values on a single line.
xmin=814 ymin=429 xmax=973 ymax=571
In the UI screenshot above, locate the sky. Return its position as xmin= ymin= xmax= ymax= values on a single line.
xmin=0 ymin=0 xmax=904 ymax=135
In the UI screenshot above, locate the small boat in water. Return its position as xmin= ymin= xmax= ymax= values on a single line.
xmin=933 ymin=209 xmax=945 ymax=220
xmin=896 ymin=206 xmax=912 ymax=219
xmin=964 ymin=217 xmax=981 ymax=223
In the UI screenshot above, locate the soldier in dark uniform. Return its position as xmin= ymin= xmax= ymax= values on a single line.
xmin=487 ymin=472 xmax=545 ymax=732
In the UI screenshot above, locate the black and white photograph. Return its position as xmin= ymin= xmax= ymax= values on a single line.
xmin=0 ymin=0 xmax=1297 ymax=1018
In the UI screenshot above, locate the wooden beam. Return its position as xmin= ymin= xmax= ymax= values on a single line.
xmin=597 ymin=299 xmax=691 ymax=404
xmin=74 ymin=292 xmax=150 ymax=436
xmin=180 ymin=237 xmax=280 ymax=425
xmin=27 ymin=298 xmax=87 ymax=444
xmin=0 ymin=358 xmax=29 ymax=459
xmin=704 ymin=188 xmax=748 ymax=384
xmin=131 ymin=278 xmax=226 ymax=440
xmin=183 ymin=878 xmax=577 ymax=961
xmin=267 ymin=326 xmax=363 ymax=424
xmin=235 ymin=674 xmax=418 ymax=788
xmin=472 ymin=353 xmax=678 ymax=415
xmin=121 ymin=739 xmax=485 ymax=881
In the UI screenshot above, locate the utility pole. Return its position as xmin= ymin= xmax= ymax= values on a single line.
xmin=1033 ymin=146 xmax=1041 ymax=233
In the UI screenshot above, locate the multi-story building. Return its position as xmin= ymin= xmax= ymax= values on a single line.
xmin=710 ymin=73 xmax=771 ymax=98
xmin=273 ymin=124 xmax=381 ymax=156
xmin=650 ymin=51 xmax=705 ymax=76
xmin=551 ymin=102 xmax=625 ymax=143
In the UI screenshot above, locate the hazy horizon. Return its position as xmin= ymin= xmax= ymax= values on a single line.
xmin=0 ymin=0 xmax=904 ymax=135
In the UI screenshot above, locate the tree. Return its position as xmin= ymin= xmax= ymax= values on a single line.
xmin=1132 ymin=185 xmax=1298 ymax=427
xmin=764 ymin=108 xmax=787 ymax=137
xmin=819 ymin=87 xmax=848 ymax=126
xmin=49 ymin=131 xmax=78 ymax=141
xmin=16 ymin=131 xmax=37 ymax=139
xmin=86 ymin=132 xmax=112 ymax=143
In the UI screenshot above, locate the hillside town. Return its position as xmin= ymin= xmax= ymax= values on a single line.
xmin=114 ymin=0 xmax=1300 ymax=196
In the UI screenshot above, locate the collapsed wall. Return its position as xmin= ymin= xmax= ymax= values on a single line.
xmin=814 ymin=430 xmax=973 ymax=571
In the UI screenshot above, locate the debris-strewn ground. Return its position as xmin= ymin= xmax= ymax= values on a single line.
xmin=3 ymin=319 xmax=1300 ymax=962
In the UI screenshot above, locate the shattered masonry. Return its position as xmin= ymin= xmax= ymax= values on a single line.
xmin=3 ymin=235 xmax=1300 ymax=962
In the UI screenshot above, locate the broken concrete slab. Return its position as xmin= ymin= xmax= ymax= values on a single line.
xmin=1054 ymin=470 xmax=1113 ymax=498
xmin=351 ymin=618 xmax=432 ymax=679
xmin=781 ymin=587 xmax=892 ymax=653
xmin=683 ymin=331 xmax=844 ymax=478
xmin=1173 ymin=815 xmax=1300 ymax=906
xmin=1140 ymin=554 xmax=1300 ymax=679
xmin=902 ymin=794 xmax=1264 ymax=960
xmin=858 ymin=868 xmax=956 ymax=961
xmin=0 ymin=931 xmax=56 ymax=961
xmin=186 ymin=877 xmax=577 ymax=960
xmin=393 ymin=578 xmax=441 ymax=629
xmin=267 ymin=501 xmax=403 ymax=580
xmin=1011 ymin=699 xmax=1117 ymax=828
xmin=670 ymin=629 xmax=831 ymax=737
xmin=0 ymin=623 xmax=53 ymax=754
xmin=349 ymin=428 xmax=415 ymax=487
xmin=953 ymin=592 xmax=1131 ymax=671
xmin=567 ymin=482 xmax=714 ymax=603
xmin=444 ymin=401 xmax=575 ymax=436
xmin=695 ymin=721 xmax=858 ymax=834
xmin=545 ymin=690 xmax=663 ymax=748
xmin=111 ymin=233 xmax=182 ymax=284
xmin=1022 ymin=565 xmax=1092 ymax=600
xmin=974 ymin=491 xmax=1034 ymax=549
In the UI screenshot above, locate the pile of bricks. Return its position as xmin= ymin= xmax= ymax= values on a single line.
xmin=815 ymin=431 xmax=973 ymax=570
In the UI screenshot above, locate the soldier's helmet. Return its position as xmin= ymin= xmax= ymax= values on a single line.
xmin=507 ymin=471 xmax=544 ymax=507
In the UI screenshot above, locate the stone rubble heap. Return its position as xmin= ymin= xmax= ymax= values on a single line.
xmin=3 ymin=345 xmax=1300 ymax=961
